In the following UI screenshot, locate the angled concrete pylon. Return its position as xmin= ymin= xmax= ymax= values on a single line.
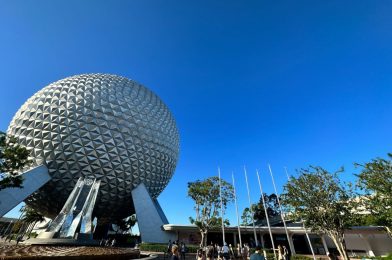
xmin=38 ymin=178 xmax=100 ymax=239
xmin=0 ymin=165 xmax=50 ymax=217
xmin=132 ymin=183 xmax=176 ymax=243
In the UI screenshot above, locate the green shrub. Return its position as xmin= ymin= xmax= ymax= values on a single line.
xmin=186 ymin=245 xmax=200 ymax=253
xmin=140 ymin=243 xmax=168 ymax=252
xmin=373 ymin=252 xmax=392 ymax=260
xmin=139 ymin=243 xmax=199 ymax=253
xmin=265 ymin=252 xmax=275 ymax=260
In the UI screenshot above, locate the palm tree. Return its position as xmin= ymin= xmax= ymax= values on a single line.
xmin=22 ymin=207 xmax=45 ymax=239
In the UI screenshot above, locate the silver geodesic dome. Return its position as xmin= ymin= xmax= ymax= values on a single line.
xmin=7 ymin=74 xmax=179 ymax=220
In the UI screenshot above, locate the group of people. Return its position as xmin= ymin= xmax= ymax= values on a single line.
xmin=167 ymin=240 xmax=188 ymax=260
xmin=196 ymin=242 xmax=237 ymax=260
xmin=168 ymin=240 xmax=290 ymax=260
xmin=276 ymin=245 xmax=289 ymax=260
xmin=195 ymin=242 xmax=258 ymax=260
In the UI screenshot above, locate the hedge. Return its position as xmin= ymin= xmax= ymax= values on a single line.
xmin=139 ymin=243 xmax=199 ymax=253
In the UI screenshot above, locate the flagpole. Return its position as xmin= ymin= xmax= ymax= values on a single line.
xmin=244 ymin=166 xmax=258 ymax=246
xmin=284 ymin=167 xmax=316 ymax=260
xmin=232 ymin=172 xmax=243 ymax=249
xmin=218 ymin=167 xmax=226 ymax=245
xmin=268 ymin=164 xmax=295 ymax=255
xmin=256 ymin=169 xmax=277 ymax=260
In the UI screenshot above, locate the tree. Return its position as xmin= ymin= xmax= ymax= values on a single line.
xmin=113 ymin=219 xmax=128 ymax=234
xmin=241 ymin=193 xmax=281 ymax=226
xmin=188 ymin=176 xmax=234 ymax=247
xmin=253 ymin=193 xmax=281 ymax=223
xmin=22 ymin=207 xmax=45 ymax=239
xmin=241 ymin=207 xmax=253 ymax=226
xmin=113 ymin=214 xmax=138 ymax=235
xmin=126 ymin=214 xmax=137 ymax=235
xmin=282 ymin=166 xmax=354 ymax=260
xmin=355 ymin=154 xmax=392 ymax=237
xmin=0 ymin=131 xmax=31 ymax=190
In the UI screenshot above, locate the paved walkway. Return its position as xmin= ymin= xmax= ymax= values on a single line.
xmin=0 ymin=244 xmax=140 ymax=259
xmin=142 ymin=251 xmax=197 ymax=260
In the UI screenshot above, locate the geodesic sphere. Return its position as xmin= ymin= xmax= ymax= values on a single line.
xmin=7 ymin=74 xmax=179 ymax=220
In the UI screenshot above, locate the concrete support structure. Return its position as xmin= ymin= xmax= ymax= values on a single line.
xmin=38 ymin=178 xmax=100 ymax=240
xmin=288 ymin=234 xmax=296 ymax=255
xmin=132 ymin=183 xmax=176 ymax=243
xmin=321 ymin=235 xmax=330 ymax=255
xmin=259 ymin=232 xmax=265 ymax=247
xmin=0 ymin=165 xmax=50 ymax=217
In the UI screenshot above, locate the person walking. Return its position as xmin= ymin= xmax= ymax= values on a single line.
xmin=214 ymin=244 xmax=219 ymax=259
xmin=282 ymin=246 xmax=288 ymax=260
xmin=206 ymin=245 xmax=214 ymax=260
xmin=171 ymin=245 xmax=180 ymax=260
xmin=222 ymin=242 xmax=230 ymax=260
xmin=229 ymin=244 xmax=234 ymax=259
xmin=196 ymin=248 xmax=206 ymax=260
xmin=180 ymin=242 xmax=187 ymax=260
xmin=236 ymin=244 xmax=241 ymax=259
xmin=168 ymin=240 xmax=173 ymax=256
xmin=277 ymin=245 xmax=284 ymax=260
xmin=242 ymin=244 xmax=249 ymax=260
xmin=249 ymin=246 xmax=265 ymax=260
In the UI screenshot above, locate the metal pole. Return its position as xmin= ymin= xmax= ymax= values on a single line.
xmin=268 ymin=164 xmax=294 ymax=255
xmin=3 ymin=221 xmax=13 ymax=239
xmin=244 ymin=166 xmax=258 ymax=246
xmin=218 ymin=167 xmax=225 ymax=245
xmin=232 ymin=172 xmax=243 ymax=249
xmin=284 ymin=167 xmax=316 ymax=260
xmin=256 ymin=169 xmax=277 ymax=259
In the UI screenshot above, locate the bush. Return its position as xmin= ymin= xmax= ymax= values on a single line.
xmin=139 ymin=243 xmax=199 ymax=253
xmin=185 ymin=245 xmax=199 ymax=253
xmin=373 ymin=253 xmax=392 ymax=260
xmin=139 ymin=243 xmax=168 ymax=252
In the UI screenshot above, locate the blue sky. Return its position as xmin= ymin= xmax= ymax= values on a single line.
xmin=1 ymin=1 xmax=392 ymax=225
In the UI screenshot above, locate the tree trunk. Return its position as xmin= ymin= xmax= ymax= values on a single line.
xmin=385 ymin=226 xmax=392 ymax=239
xmin=199 ymin=230 xmax=208 ymax=248
xmin=27 ymin=221 xmax=37 ymax=239
xmin=16 ymin=222 xmax=27 ymax=244
xmin=339 ymin=235 xmax=349 ymax=260
xmin=328 ymin=232 xmax=349 ymax=260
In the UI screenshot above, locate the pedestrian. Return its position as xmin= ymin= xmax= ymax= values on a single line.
xmin=229 ymin=244 xmax=234 ymax=259
xmin=222 ymin=242 xmax=230 ymax=260
xmin=236 ymin=244 xmax=241 ymax=258
xmin=206 ymin=245 xmax=214 ymax=260
xmin=249 ymin=246 xmax=265 ymax=260
xmin=111 ymin=238 xmax=116 ymax=247
xmin=168 ymin=240 xmax=173 ymax=256
xmin=171 ymin=245 xmax=180 ymax=260
xmin=277 ymin=245 xmax=284 ymax=260
xmin=242 ymin=244 xmax=249 ymax=260
xmin=180 ymin=242 xmax=187 ymax=260
xmin=282 ymin=246 xmax=288 ymax=260
xmin=214 ymin=244 xmax=219 ymax=259
xmin=196 ymin=248 xmax=206 ymax=260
